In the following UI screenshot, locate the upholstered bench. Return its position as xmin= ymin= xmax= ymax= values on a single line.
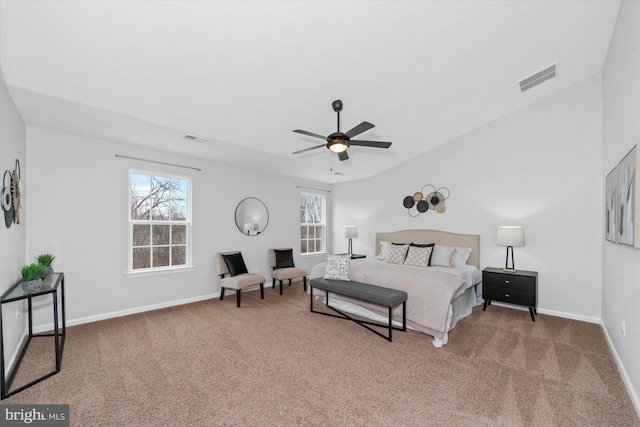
xmin=309 ymin=278 xmax=407 ymax=342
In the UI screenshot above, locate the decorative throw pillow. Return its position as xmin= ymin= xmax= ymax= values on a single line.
xmin=430 ymin=245 xmax=457 ymax=267
xmin=453 ymin=247 xmax=472 ymax=267
xmin=404 ymin=245 xmax=433 ymax=268
xmin=274 ymin=249 xmax=295 ymax=269
xmin=386 ymin=243 xmax=409 ymax=265
xmin=323 ymin=254 xmax=351 ymax=281
xmin=410 ymin=242 xmax=435 ymax=265
xmin=222 ymin=252 xmax=248 ymax=276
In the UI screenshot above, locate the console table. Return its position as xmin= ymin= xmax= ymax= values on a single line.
xmin=0 ymin=272 xmax=66 ymax=399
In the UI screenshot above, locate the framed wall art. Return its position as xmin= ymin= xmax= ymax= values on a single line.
xmin=605 ymin=165 xmax=618 ymax=242
xmin=616 ymin=145 xmax=639 ymax=247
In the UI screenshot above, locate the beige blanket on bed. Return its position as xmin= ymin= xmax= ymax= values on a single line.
xmin=309 ymin=260 xmax=469 ymax=335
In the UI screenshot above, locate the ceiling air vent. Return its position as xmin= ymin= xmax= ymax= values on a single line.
xmin=519 ymin=63 xmax=557 ymax=92
xmin=183 ymin=134 xmax=208 ymax=143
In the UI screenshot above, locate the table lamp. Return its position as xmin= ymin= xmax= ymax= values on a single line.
xmin=496 ymin=226 xmax=525 ymax=272
xmin=344 ymin=226 xmax=358 ymax=254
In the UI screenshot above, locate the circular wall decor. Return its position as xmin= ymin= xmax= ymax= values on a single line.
xmin=403 ymin=196 xmax=415 ymax=209
xmin=2 ymin=170 xmax=14 ymax=228
xmin=11 ymin=159 xmax=21 ymax=225
xmin=402 ymin=185 xmax=449 ymax=217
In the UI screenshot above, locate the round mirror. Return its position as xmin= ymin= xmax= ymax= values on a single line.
xmin=235 ymin=197 xmax=269 ymax=236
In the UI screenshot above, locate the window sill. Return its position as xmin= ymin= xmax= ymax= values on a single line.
xmin=301 ymin=252 xmax=327 ymax=258
xmin=125 ymin=265 xmax=195 ymax=278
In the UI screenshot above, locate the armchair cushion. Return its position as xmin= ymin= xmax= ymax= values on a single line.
xmin=222 ymin=252 xmax=248 ymax=277
xmin=274 ymin=249 xmax=295 ymax=269
xmin=272 ymin=267 xmax=307 ymax=281
xmin=221 ymin=273 xmax=265 ymax=290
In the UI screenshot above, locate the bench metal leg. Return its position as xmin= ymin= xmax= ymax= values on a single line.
xmin=310 ymin=288 xmax=405 ymax=342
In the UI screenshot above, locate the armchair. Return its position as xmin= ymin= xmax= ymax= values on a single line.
xmin=215 ymin=251 xmax=266 ymax=307
xmin=269 ymin=248 xmax=308 ymax=295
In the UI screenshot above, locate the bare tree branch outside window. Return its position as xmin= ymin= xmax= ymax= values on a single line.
xmin=300 ymin=193 xmax=325 ymax=254
xmin=130 ymin=173 xmax=190 ymax=270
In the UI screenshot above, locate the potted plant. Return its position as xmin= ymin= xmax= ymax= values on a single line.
xmin=35 ymin=253 xmax=56 ymax=278
xmin=21 ymin=263 xmax=45 ymax=293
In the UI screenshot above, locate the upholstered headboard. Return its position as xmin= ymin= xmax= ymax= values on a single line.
xmin=375 ymin=229 xmax=480 ymax=268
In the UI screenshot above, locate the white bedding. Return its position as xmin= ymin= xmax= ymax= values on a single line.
xmin=309 ymin=259 xmax=482 ymax=347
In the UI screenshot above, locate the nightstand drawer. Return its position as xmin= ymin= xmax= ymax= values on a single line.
xmin=484 ymin=286 xmax=535 ymax=307
xmin=483 ymin=273 xmax=535 ymax=292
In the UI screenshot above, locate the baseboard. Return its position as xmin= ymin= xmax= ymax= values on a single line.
xmin=600 ymin=322 xmax=640 ymax=418
xmin=4 ymin=331 xmax=28 ymax=382
xmin=535 ymin=307 xmax=600 ymax=324
xmin=32 ymin=291 xmax=219 ymax=333
xmin=488 ymin=301 xmax=600 ymax=324
xmin=32 ymin=285 xmax=271 ymax=334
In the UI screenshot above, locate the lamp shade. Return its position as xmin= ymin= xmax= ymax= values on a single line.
xmin=496 ymin=226 xmax=525 ymax=247
xmin=344 ymin=226 xmax=358 ymax=239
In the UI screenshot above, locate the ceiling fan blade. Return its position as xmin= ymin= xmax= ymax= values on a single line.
xmin=292 ymin=144 xmax=326 ymax=155
xmin=338 ymin=151 xmax=349 ymax=161
xmin=293 ymin=129 xmax=328 ymax=140
xmin=345 ymin=121 xmax=374 ymax=139
xmin=349 ymin=140 xmax=392 ymax=149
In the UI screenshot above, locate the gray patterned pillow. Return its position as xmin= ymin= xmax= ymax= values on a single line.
xmin=386 ymin=244 xmax=409 ymax=264
xmin=404 ymin=245 xmax=433 ymax=268
xmin=323 ymin=254 xmax=351 ymax=280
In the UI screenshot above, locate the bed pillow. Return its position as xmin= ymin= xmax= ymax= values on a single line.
xmin=386 ymin=243 xmax=409 ymax=265
xmin=222 ymin=252 xmax=248 ymax=276
xmin=409 ymin=243 xmax=435 ymax=265
xmin=430 ymin=245 xmax=457 ymax=267
xmin=377 ymin=241 xmax=391 ymax=260
xmin=323 ymin=254 xmax=351 ymax=281
xmin=404 ymin=245 xmax=433 ymax=268
xmin=274 ymin=249 xmax=295 ymax=269
xmin=453 ymin=247 xmax=472 ymax=267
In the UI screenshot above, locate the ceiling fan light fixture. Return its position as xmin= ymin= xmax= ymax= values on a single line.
xmin=328 ymin=139 xmax=348 ymax=153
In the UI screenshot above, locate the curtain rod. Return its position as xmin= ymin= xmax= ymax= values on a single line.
xmin=115 ymin=154 xmax=201 ymax=172
xmin=296 ymin=185 xmax=331 ymax=193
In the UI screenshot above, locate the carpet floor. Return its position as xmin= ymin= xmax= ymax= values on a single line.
xmin=3 ymin=284 xmax=639 ymax=426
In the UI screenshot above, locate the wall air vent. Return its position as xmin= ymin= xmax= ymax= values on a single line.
xmin=519 ymin=63 xmax=558 ymax=92
xmin=183 ymin=134 xmax=208 ymax=143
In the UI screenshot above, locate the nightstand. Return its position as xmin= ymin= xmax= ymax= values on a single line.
xmin=482 ymin=267 xmax=538 ymax=321
xmin=336 ymin=253 xmax=366 ymax=259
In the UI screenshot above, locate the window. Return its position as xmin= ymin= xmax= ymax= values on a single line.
xmin=129 ymin=172 xmax=191 ymax=272
xmin=300 ymin=192 xmax=325 ymax=255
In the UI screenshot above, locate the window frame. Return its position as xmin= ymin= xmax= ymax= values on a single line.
xmin=300 ymin=191 xmax=326 ymax=256
xmin=127 ymin=169 xmax=193 ymax=276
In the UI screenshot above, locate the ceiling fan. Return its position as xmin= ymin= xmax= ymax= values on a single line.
xmin=292 ymin=100 xmax=392 ymax=161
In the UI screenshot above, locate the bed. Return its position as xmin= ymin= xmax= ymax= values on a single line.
xmin=309 ymin=229 xmax=481 ymax=347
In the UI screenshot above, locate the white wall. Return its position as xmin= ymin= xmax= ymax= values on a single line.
xmin=331 ymin=73 xmax=603 ymax=321
xmin=0 ymin=71 xmax=27 ymax=368
xmin=602 ymin=0 xmax=640 ymax=413
xmin=25 ymin=127 xmax=330 ymax=326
